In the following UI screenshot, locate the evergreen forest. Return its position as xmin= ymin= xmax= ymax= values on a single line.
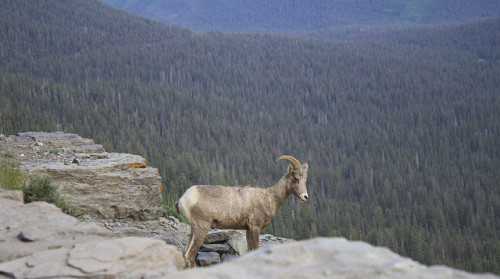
xmin=0 ymin=0 xmax=499 ymax=274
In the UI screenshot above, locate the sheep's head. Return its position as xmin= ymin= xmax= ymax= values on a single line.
xmin=277 ymin=155 xmax=309 ymax=202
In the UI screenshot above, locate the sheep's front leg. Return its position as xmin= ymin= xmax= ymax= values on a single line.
xmin=246 ymin=227 xmax=260 ymax=251
xmin=184 ymin=224 xmax=210 ymax=268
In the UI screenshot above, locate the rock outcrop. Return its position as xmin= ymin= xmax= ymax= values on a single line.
xmin=0 ymin=190 xmax=184 ymax=278
xmin=166 ymin=237 xmax=498 ymax=279
xmin=2 ymin=132 xmax=163 ymax=220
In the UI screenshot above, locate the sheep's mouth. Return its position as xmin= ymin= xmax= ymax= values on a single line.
xmin=297 ymin=194 xmax=309 ymax=202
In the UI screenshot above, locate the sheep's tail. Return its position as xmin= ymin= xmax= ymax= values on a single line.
xmin=175 ymin=199 xmax=180 ymax=214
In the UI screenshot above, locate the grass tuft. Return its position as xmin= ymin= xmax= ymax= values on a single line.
xmin=23 ymin=176 xmax=75 ymax=215
xmin=0 ymin=161 xmax=24 ymax=190
xmin=162 ymin=190 xmax=186 ymax=223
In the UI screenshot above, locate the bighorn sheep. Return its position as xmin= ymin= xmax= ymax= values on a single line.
xmin=176 ymin=155 xmax=309 ymax=267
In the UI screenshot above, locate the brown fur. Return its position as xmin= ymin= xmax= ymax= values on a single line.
xmin=177 ymin=157 xmax=309 ymax=268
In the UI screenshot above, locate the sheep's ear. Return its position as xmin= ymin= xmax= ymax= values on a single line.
xmin=287 ymin=165 xmax=294 ymax=174
xmin=302 ymin=163 xmax=308 ymax=172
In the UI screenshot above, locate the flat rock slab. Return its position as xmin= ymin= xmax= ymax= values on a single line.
xmin=200 ymin=243 xmax=231 ymax=253
xmin=0 ymin=194 xmax=184 ymax=278
xmin=204 ymin=229 xmax=241 ymax=244
xmin=0 ymin=237 xmax=184 ymax=279
xmin=19 ymin=131 xmax=94 ymax=147
xmin=0 ymin=189 xmax=23 ymax=203
xmin=0 ymin=197 xmax=109 ymax=263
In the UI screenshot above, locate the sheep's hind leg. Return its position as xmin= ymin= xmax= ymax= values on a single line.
xmin=183 ymin=228 xmax=196 ymax=268
xmin=184 ymin=224 xmax=210 ymax=268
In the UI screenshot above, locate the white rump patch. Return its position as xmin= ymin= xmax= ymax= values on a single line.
xmin=178 ymin=186 xmax=200 ymax=223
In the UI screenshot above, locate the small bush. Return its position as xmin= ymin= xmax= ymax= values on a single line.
xmin=162 ymin=191 xmax=186 ymax=223
xmin=23 ymin=176 xmax=74 ymax=215
xmin=40 ymin=146 xmax=59 ymax=154
xmin=4 ymin=147 xmax=17 ymax=158
xmin=0 ymin=161 xmax=24 ymax=190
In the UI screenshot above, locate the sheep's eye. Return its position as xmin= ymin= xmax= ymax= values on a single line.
xmin=293 ymin=177 xmax=299 ymax=183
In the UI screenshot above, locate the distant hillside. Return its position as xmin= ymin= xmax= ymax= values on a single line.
xmin=100 ymin=0 xmax=500 ymax=33
xmin=1 ymin=0 xmax=499 ymax=274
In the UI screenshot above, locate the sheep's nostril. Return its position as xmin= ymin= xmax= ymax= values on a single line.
xmin=302 ymin=194 xmax=309 ymax=201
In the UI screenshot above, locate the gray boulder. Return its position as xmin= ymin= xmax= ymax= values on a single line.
xmin=166 ymin=238 xmax=497 ymax=279
xmin=0 ymin=196 xmax=109 ymax=263
xmin=204 ymin=229 xmax=240 ymax=244
xmin=221 ymin=253 xmax=239 ymax=263
xmin=0 ymin=193 xmax=184 ymax=278
xmin=197 ymin=251 xmax=221 ymax=266
xmin=0 ymin=237 xmax=184 ymax=279
xmin=200 ymin=244 xmax=231 ymax=253
xmin=0 ymin=189 xmax=23 ymax=203
xmin=227 ymin=232 xmax=247 ymax=255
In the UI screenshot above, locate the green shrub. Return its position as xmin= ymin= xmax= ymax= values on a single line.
xmin=0 ymin=143 xmax=17 ymax=159
xmin=162 ymin=191 xmax=186 ymax=223
xmin=23 ymin=176 xmax=74 ymax=215
xmin=40 ymin=146 xmax=59 ymax=154
xmin=0 ymin=161 xmax=24 ymax=190
xmin=4 ymin=147 xmax=16 ymax=158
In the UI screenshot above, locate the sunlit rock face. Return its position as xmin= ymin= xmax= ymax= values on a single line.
xmin=11 ymin=132 xmax=163 ymax=221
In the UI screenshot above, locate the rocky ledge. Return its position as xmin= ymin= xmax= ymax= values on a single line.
xmin=2 ymin=132 xmax=163 ymax=220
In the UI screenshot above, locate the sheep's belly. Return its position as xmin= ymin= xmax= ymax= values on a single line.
xmin=211 ymin=216 xmax=249 ymax=230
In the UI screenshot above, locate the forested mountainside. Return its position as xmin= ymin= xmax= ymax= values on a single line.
xmin=1 ymin=0 xmax=499 ymax=274
xmin=100 ymin=0 xmax=500 ymax=33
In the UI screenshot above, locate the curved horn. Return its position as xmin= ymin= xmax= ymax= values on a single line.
xmin=276 ymin=155 xmax=301 ymax=170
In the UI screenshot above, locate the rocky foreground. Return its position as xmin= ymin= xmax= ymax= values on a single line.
xmin=0 ymin=191 xmax=184 ymax=278
xmin=0 ymin=132 xmax=497 ymax=278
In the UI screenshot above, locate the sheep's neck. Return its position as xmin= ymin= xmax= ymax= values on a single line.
xmin=268 ymin=175 xmax=291 ymax=213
